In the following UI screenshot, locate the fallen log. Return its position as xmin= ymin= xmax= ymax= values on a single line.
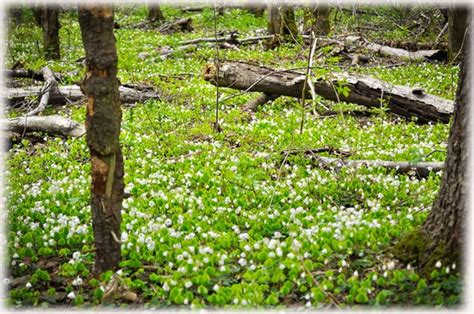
xmin=1 ymin=115 xmax=85 ymax=138
xmin=305 ymin=155 xmax=443 ymax=178
xmin=179 ymin=34 xmax=274 ymax=46
xmin=26 ymin=67 xmax=58 ymax=116
xmin=203 ymin=61 xmax=453 ymax=123
xmin=4 ymin=69 xmax=56 ymax=81
xmin=7 ymin=85 xmax=160 ymax=106
xmin=159 ymin=18 xmax=193 ymax=34
xmin=345 ymin=36 xmax=447 ymax=62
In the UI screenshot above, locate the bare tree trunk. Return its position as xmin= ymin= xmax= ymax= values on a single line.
xmin=448 ymin=7 xmax=468 ymax=63
xmin=78 ymin=6 xmax=124 ymax=274
xmin=394 ymin=12 xmax=469 ymax=274
xmin=8 ymin=7 xmax=23 ymax=24
xmin=148 ymin=5 xmax=165 ymax=23
xmin=267 ymin=4 xmax=298 ymax=47
xmin=42 ymin=7 xmax=61 ymax=60
xmin=305 ymin=5 xmax=331 ymax=35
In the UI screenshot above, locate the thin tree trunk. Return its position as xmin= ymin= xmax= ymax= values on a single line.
xmin=448 ymin=7 xmax=468 ymax=63
xmin=78 ymin=6 xmax=124 ymax=274
xmin=267 ymin=5 xmax=298 ymax=47
xmin=148 ymin=5 xmax=165 ymax=23
xmin=42 ymin=7 xmax=61 ymax=60
xmin=305 ymin=5 xmax=331 ymax=35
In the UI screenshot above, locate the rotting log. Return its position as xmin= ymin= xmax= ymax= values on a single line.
xmin=300 ymin=155 xmax=443 ymax=178
xmin=344 ymin=36 xmax=447 ymax=62
xmin=26 ymin=67 xmax=58 ymax=116
xmin=1 ymin=115 xmax=85 ymax=138
xmin=7 ymin=85 xmax=160 ymax=106
xmin=203 ymin=61 xmax=453 ymax=123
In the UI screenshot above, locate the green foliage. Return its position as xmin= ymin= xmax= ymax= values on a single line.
xmin=5 ymin=4 xmax=461 ymax=309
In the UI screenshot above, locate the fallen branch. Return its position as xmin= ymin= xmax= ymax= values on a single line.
xmin=343 ymin=36 xmax=447 ymax=62
xmin=307 ymin=156 xmax=444 ymax=178
xmin=8 ymin=85 xmax=160 ymax=106
xmin=158 ymin=18 xmax=193 ymax=34
xmin=203 ymin=61 xmax=453 ymax=123
xmin=179 ymin=34 xmax=274 ymax=46
xmin=1 ymin=115 xmax=85 ymax=138
xmin=242 ymin=93 xmax=279 ymax=113
xmin=26 ymin=67 xmax=58 ymax=116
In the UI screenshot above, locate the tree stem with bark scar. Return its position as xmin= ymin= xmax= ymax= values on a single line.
xmin=106 ymin=154 xmax=116 ymax=198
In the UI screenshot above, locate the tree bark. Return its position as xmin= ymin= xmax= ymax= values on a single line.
xmin=267 ymin=5 xmax=298 ymax=47
xmin=41 ymin=7 xmax=61 ymax=60
xmin=78 ymin=6 xmax=124 ymax=274
xmin=305 ymin=5 xmax=330 ymax=35
xmin=148 ymin=5 xmax=165 ymax=23
xmin=448 ymin=7 xmax=468 ymax=63
xmin=203 ymin=61 xmax=454 ymax=123
xmin=394 ymin=12 xmax=469 ymax=273
xmin=420 ymin=15 xmax=469 ymax=270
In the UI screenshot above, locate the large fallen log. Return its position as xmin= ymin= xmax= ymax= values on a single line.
xmin=203 ymin=61 xmax=453 ymax=123
xmin=1 ymin=115 xmax=85 ymax=138
xmin=7 ymin=85 xmax=160 ymax=106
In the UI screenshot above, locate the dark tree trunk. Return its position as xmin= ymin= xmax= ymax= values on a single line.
xmin=419 ymin=20 xmax=469 ymax=270
xmin=42 ymin=7 xmax=61 ymax=60
xmin=78 ymin=6 xmax=124 ymax=274
xmin=9 ymin=7 xmax=23 ymax=24
xmin=267 ymin=5 xmax=298 ymax=47
xmin=246 ymin=5 xmax=264 ymax=17
xmin=304 ymin=5 xmax=331 ymax=35
xmin=448 ymin=7 xmax=468 ymax=63
xmin=148 ymin=5 xmax=165 ymax=23
xmin=33 ymin=7 xmax=42 ymax=26
xmin=394 ymin=12 xmax=469 ymax=274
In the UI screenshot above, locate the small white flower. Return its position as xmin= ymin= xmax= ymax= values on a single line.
xmin=387 ymin=261 xmax=395 ymax=270
xmin=72 ymin=276 xmax=83 ymax=286
xmin=452 ymin=263 xmax=456 ymax=270
xmin=185 ymin=281 xmax=192 ymax=288
xmin=25 ymin=282 xmax=32 ymax=289
xmin=406 ymin=264 xmax=412 ymax=271
xmin=213 ymin=284 xmax=219 ymax=291
xmin=341 ymin=260 xmax=347 ymax=267
xmin=163 ymin=282 xmax=170 ymax=291
xmin=435 ymin=261 xmax=442 ymax=268
xmin=353 ymin=270 xmax=359 ymax=278
xmin=445 ymin=266 xmax=450 ymax=274
xmin=67 ymin=291 xmax=76 ymax=299
xmin=72 ymin=251 xmax=81 ymax=260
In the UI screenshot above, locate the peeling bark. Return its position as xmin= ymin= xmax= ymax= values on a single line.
xmin=78 ymin=6 xmax=124 ymax=274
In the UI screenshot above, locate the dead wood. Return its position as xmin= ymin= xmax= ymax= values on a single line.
xmin=242 ymin=93 xmax=280 ymax=113
xmin=283 ymin=149 xmax=443 ymax=178
xmin=1 ymin=115 xmax=85 ymax=138
xmin=203 ymin=61 xmax=453 ymax=123
xmin=344 ymin=36 xmax=447 ymax=62
xmin=25 ymin=67 xmax=58 ymax=116
xmin=179 ymin=34 xmax=274 ymax=46
xmin=7 ymin=85 xmax=160 ymax=107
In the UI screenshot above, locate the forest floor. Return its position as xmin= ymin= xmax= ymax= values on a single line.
xmin=4 ymin=6 xmax=462 ymax=309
